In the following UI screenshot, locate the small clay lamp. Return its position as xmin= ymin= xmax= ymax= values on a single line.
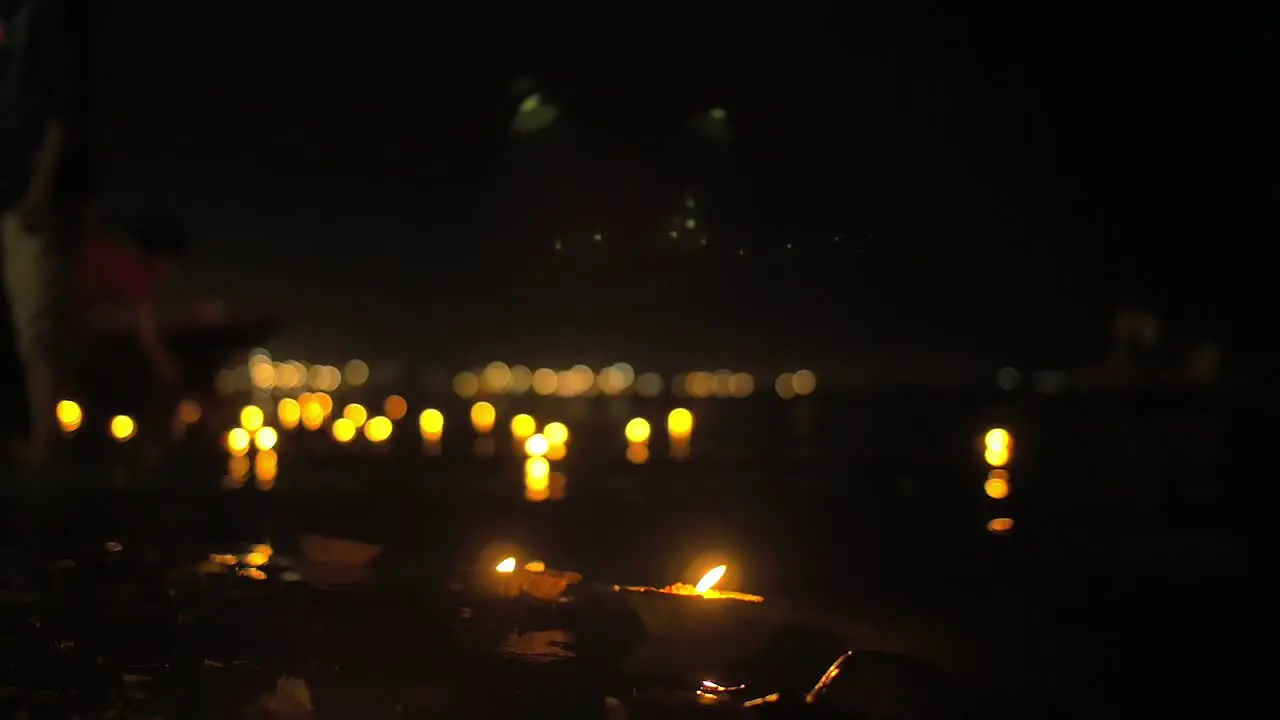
xmin=493 ymin=556 xmax=582 ymax=602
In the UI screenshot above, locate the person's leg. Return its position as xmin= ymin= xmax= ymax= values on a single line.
xmin=2 ymin=210 xmax=74 ymax=471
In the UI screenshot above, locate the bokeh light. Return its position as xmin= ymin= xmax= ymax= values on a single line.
xmin=55 ymin=400 xmax=82 ymax=433
xmin=545 ymin=443 xmax=567 ymax=461
xmin=364 ymin=415 xmax=393 ymax=443
xmin=624 ymin=418 xmax=651 ymax=444
xmin=226 ymin=427 xmax=251 ymax=456
xmin=301 ymin=400 xmax=325 ymax=431
xmin=177 ymin=399 xmax=202 ymax=425
xmin=384 ymin=395 xmax=408 ymax=421
xmin=277 ymin=398 xmax=300 ymax=430
xmin=253 ymin=426 xmax=278 ymax=451
xmin=332 ymin=417 xmax=356 ymax=443
xmin=254 ymin=450 xmax=278 ymax=489
xmin=984 ymin=469 xmax=1011 ymax=499
xmin=419 ymin=408 xmax=444 ymax=437
xmin=453 ymin=371 xmax=479 ymax=398
xmin=510 ymin=413 xmax=536 ymax=440
xmin=470 ymin=401 xmax=496 ymax=434
xmin=239 ymin=405 xmax=264 ymax=432
xmin=524 ymin=433 xmax=549 ymax=457
xmin=525 ymin=456 xmax=550 ymax=484
xmin=109 ymin=415 xmax=136 ymax=442
xmin=666 ymin=408 xmax=694 ymax=438
xmin=344 ymin=359 xmax=370 ymax=386
xmin=543 ymin=421 xmax=569 ymax=446
xmin=343 ymin=403 xmax=368 ymax=428
xmin=792 ymin=369 xmax=817 ymax=396
xmin=987 ymin=517 xmax=1014 ymax=534
xmin=626 ymin=442 xmax=650 ymax=464
xmin=775 ymin=373 xmax=796 ymax=399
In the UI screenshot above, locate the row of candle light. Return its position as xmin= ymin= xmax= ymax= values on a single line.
xmin=982 ymin=427 xmax=1014 ymax=534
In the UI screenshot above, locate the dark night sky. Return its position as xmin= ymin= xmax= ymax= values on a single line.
xmin=78 ymin=3 xmax=1253 ymax=374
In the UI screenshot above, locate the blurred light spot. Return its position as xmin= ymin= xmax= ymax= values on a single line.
xmin=524 ymin=433 xmax=549 ymax=457
xmin=728 ymin=372 xmax=754 ymax=398
xmin=670 ymin=437 xmax=691 ymax=461
xmin=667 ymin=408 xmax=694 ymax=438
xmin=253 ymin=426 xmax=278 ymax=451
xmin=625 ymin=418 xmax=651 ymax=444
xmin=277 ymin=398 xmax=301 ymax=430
xmin=301 ymin=400 xmax=325 ymax=431
xmin=712 ymin=370 xmax=733 ymax=398
xmin=364 ymin=415 xmax=393 ymax=443
xmin=531 ymin=368 xmax=558 ymax=396
xmin=597 ymin=366 xmax=626 ymax=396
xmin=985 ymin=469 xmax=1011 ymax=499
xmin=545 ymin=443 xmax=566 ymax=461
xmin=249 ymin=360 xmax=275 ymax=390
xmin=634 ymin=372 xmax=663 ymax=397
xmin=482 ymin=361 xmax=512 ymax=393
xmin=177 ymin=399 xmax=202 ymax=425
xmin=344 ymin=359 xmax=370 ymax=386
xmin=687 ymin=371 xmax=714 ymax=398
xmin=792 ymin=369 xmax=817 ymax=396
xmin=508 ymin=365 xmax=533 ymax=394
xmin=332 ymin=417 xmax=356 ymax=443
xmin=343 ymin=403 xmax=368 ymax=428
xmin=239 ymin=405 xmax=264 ymax=432
xmin=510 ymin=413 xmax=536 ymax=440
xmin=987 ymin=517 xmax=1014 ymax=534
xmin=470 ymin=401 xmax=496 ymax=434
xmin=226 ymin=427 xmax=251 ymax=456
xmin=775 ymin=373 xmax=796 ymax=399
xmin=313 ymin=392 xmax=334 ymax=417
xmin=983 ymin=445 xmax=1010 ymax=467
xmin=109 ymin=415 xmax=136 ymax=442
xmin=543 ymin=421 xmax=569 ymax=446
xmin=384 ymin=395 xmax=408 ymax=421
xmin=626 ymin=443 xmax=650 ymax=464
xmin=254 ymin=450 xmax=278 ymax=489
xmin=226 ymin=454 xmax=250 ymax=487
xmin=984 ymin=428 xmax=1011 ymax=450
xmin=453 ymin=371 xmax=479 ymax=398
xmin=55 ymin=400 xmax=82 ymax=433
xmin=525 ymin=456 xmax=550 ymax=484
xmin=671 ymin=373 xmax=689 ymax=398
xmin=419 ymin=408 xmax=444 ymax=436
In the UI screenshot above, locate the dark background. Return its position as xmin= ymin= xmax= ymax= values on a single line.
xmin=43 ymin=3 xmax=1263 ymax=377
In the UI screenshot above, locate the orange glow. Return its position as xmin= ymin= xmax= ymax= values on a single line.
xmin=545 ymin=443 xmax=566 ymax=461
xmin=276 ymin=398 xmax=300 ymax=430
xmin=470 ymin=401 xmax=496 ymax=434
xmin=510 ymin=413 xmax=536 ymax=439
xmin=419 ymin=408 xmax=444 ymax=436
xmin=331 ymin=417 xmax=356 ymax=443
xmin=626 ymin=442 xmax=649 ymax=464
xmin=987 ymin=517 xmax=1014 ymax=533
xmin=254 ymin=450 xmax=278 ymax=488
xmin=984 ymin=469 xmax=1010 ymax=499
xmin=226 ymin=454 xmax=250 ymax=487
xmin=384 ymin=395 xmax=408 ymax=421
xmin=239 ymin=405 xmax=264 ymax=432
xmin=496 ymin=556 xmax=516 ymax=573
xmin=313 ymin=392 xmax=334 ymax=417
xmin=301 ymin=401 xmax=325 ymax=431
xmin=624 ymin=418 xmax=651 ymax=444
xmin=177 ymin=399 xmax=202 ymax=425
xmin=55 ymin=399 xmax=82 ymax=432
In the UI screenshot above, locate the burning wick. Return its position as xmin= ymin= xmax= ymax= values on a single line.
xmin=495 ymin=557 xmax=516 ymax=573
xmin=695 ymin=565 xmax=726 ymax=593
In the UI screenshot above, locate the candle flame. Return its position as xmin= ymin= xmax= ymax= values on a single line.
xmin=495 ymin=556 xmax=516 ymax=573
xmin=694 ymin=565 xmax=726 ymax=593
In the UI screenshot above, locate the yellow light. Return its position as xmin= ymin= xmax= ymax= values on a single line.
xmin=792 ymin=369 xmax=817 ymax=396
xmin=984 ymin=427 xmax=1011 ymax=450
xmin=666 ymin=408 xmax=694 ymax=437
xmin=277 ymin=398 xmax=300 ymax=429
xmin=542 ymin=421 xmax=568 ymax=446
xmin=253 ymin=426 xmax=278 ymax=451
xmin=624 ymin=417 xmax=651 ymax=444
xmin=545 ymin=443 xmax=566 ymax=461
xmin=55 ymin=399 xmax=82 ymax=424
xmin=313 ymin=392 xmax=334 ymax=417
xmin=331 ymin=417 xmax=356 ymax=443
xmin=524 ymin=433 xmax=549 ymax=457
xmin=239 ymin=405 xmax=264 ymax=432
xmin=301 ymin=401 xmax=325 ymax=431
xmin=364 ymin=415 xmax=393 ymax=443
xmin=496 ymin=557 xmax=516 ymax=573
xmin=525 ymin=456 xmax=550 ymax=480
xmin=509 ymin=413 xmax=536 ymax=439
xmin=418 ymin=408 xmax=444 ymax=435
xmin=226 ymin=427 xmax=251 ymax=456
xmin=108 ymin=415 xmax=136 ymax=442
xmin=984 ymin=445 xmax=1010 ymax=467
xmin=343 ymin=403 xmax=368 ymax=427
xmin=985 ymin=469 xmax=1010 ymax=499
xmin=695 ymin=565 xmax=727 ymax=593
xmin=470 ymin=401 xmax=496 ymax=434
xmin=384 ymin=394 xmax=408 ymax=421
xmin=254 ymin=450 xmax=278 ymax=488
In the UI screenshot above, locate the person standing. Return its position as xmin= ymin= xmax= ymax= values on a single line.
xmin=1 ymin=0 xmax=93 ymax=470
